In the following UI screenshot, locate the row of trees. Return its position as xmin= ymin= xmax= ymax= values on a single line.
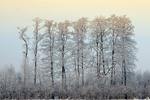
xmin=0 ymin=14 xmax=138 ymax=99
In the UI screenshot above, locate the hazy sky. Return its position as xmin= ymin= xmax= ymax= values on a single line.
xmin=0 ymin=0 xmax=150 ymax=71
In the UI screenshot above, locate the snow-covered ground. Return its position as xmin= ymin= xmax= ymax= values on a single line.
xmin=133 ymin=97 xmax=150 ymax=100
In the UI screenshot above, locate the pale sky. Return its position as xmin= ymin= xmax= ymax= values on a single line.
xmin=0 ymin=0 xmax=150 ymax=71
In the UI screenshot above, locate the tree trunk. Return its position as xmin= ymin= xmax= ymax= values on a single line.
xmin=77 ymin=32 xmax=80 ymax=87
xmin=111 ymin=30 xmax=114 ymax=85
xmin=122 ymin=62 xmax=124 ymax=85
xmin=101 ymin=34 xmax=105 ymax=76
xmin=81 ymin=39 xmax=84 ymax=86
xmin=96 ymin=36 xmax=99 ymax=79
xmin=51 ymin=36 xmax=54 ymax=86
xmin=122 ymin=29 xmax=125 ymax=85
xmin=62 ymin=34 xmax=66 ymax=88
xmin=24 ymin=42 xmax=28 ymax=86
xmin=49 ymin=26 xmax=54 ymax=86
xmin=34 ymin=31 xmax=38 ymax=85
xmin=124 ymin=59 xmax=126 ymax=86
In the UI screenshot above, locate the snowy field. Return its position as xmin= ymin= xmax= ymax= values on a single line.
xmin=14 ymin=98 xmax=150 ymax=100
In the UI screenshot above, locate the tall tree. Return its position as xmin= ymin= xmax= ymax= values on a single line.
xmin=18 ymin=27 xmax=29 ymax=86
xmin=117 ymin=15 xmax=137 ymax=86
xmin=72 ymin=17 xmax=88 ymax=86
xmin=107 ymin=14 xmax=119 ymax=85
xmin=32 ymin=18 xmax=43 ymax=85
xmin=90 ymin=16 xmax=108 ymax=80
xmin=72 ymin=21 xmax=81 ymax=87
xmin=41 ymin=20 xmax=57 ymax=86
xmin=57 ymin=20 xmax=70 ymax=88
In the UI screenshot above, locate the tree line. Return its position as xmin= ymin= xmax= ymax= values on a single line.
xmin=0 ymin=14 xmax=141 ymax=99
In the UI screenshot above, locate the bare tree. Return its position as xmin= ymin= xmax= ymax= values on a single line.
xmin=18 ymin=27 xmax=29 ymax=86
xmin=57 ymin=20 xmax=70 ymax=88
xmin=90 ymin=16 xmax=108 ymax=81
xmin=107 ymin=14 xmax=119 ymax=85
xmin=72 ymin=17 xmax=88 ymax=86
xmin=32 ymin=18 xmax=43 ymax=85
xmin=117 ymin=15 xmax=137 ymax=86
xmin=41 ymin=20 xmax=57 ymax=86
xmin=72 ymin=21 xmax=81 ymax=87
